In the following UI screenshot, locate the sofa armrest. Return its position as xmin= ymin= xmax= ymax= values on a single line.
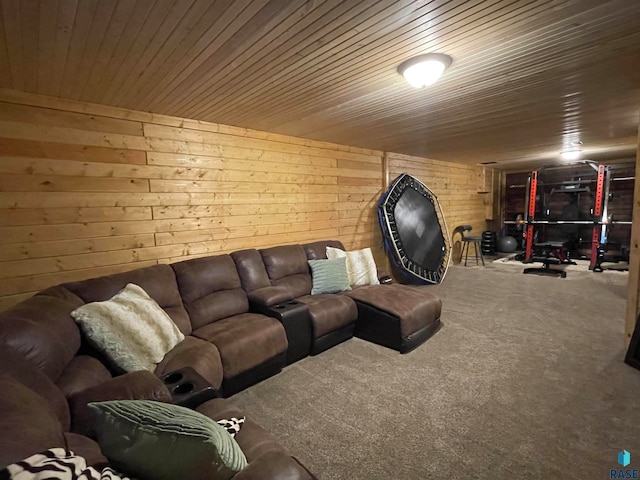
xmin=69 ymin=370 xmax=171 ymax=437
xmin=232 ymin=451 xmax=316 ymax=480
xmin=247 ymin=286 xmax=292 ymax=307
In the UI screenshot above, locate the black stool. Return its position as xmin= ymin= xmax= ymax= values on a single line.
xmin=453 ymin=225 xmax=485 ymax=266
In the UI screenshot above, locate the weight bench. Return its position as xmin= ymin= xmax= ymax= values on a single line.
xmin=523 ymin=241 xmax=576 ymax=278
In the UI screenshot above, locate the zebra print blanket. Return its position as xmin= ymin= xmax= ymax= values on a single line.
xmin=0 ymin=417 xmax=245 ymax=479
xmin=0 ymin=449 xmax=133 ymax=480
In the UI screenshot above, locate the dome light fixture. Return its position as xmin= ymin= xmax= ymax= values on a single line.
xmin=560 ymin=149 xmax=582 ymax=161
xmin=398 ymin=53 xmax=452 ymax=88
xmin=560 ymin=141 xmax=583 ymax=160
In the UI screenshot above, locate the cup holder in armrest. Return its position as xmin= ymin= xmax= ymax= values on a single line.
xmin=163 ymin=372 xmax=183 ymax=384
xmin=173 ymin=382 xmax=195 ymax=395
xmin=159 ymin=367 xmax=218 ymax=409
xmin=274 ymin=301 xmax=299 ymax=310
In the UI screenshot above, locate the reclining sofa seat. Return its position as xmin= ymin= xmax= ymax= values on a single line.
xmin=231 ymin=245 xmax=358 ymax=355
xmin=62 ymin=264 xmax=224 ymax=391
xmin=0 ymin=351 xmax=314 ymax=478
xmin=170 ymin=254 xmax=288 ymax=396
xmin=302 ymin=240 xmax=443 ymax=354
xmin=0 ymin=268 xmax=314 ymax=478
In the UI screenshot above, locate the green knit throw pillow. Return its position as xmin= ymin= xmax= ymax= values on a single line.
xmin=89 ymin=400 xmax=247 ymax=480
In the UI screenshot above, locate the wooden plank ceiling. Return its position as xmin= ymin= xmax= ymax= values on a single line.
xmin=0 ymin=0 xmax=639 ymax=169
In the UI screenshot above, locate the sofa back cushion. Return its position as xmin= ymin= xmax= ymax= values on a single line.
xmin=172 ymin=255 xmax=249 ymax=330
xmin=0 ymin=347 xmax=71 ymax=431
xmin=63 ymin=264 xmax=192 ymax=336
xmin=260 ymin=245 xmax=312 ymax=298
xmin=56 ymin=355 xmax=114 ymax=399
xmin=0 ymin=291 xmax=83 ymax=381
xmin=303 ymin=240 xmax=345 ymax=260
xmin=0 ymin=374 xmax=66 ymax=469
xmin=230 ymin=249 xmax=271 ymax=293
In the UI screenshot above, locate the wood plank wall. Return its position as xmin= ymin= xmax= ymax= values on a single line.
xmin=0 ymin=90 xmax=487 ymax=311
xmin=625 ymin=126 xmax=640 ymax=343
xmin=386 ymin=152 xmax=487 ymax=261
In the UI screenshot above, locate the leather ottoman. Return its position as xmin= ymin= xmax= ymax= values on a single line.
xmin=344 ymin=284 xmax=442 ymax=353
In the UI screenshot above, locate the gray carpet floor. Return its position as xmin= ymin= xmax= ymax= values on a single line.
xmin=230 ymin=264 xmax=640 ymax=479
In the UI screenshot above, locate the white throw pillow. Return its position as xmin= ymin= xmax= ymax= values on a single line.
xmin=71 ymin=283 xmax=185 ymax=372
xmin=326 ymin=246 xmax=380 ymax=287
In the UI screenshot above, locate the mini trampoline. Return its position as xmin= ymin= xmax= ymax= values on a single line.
xmin=378 ymin=173 xmax=451 ymax=284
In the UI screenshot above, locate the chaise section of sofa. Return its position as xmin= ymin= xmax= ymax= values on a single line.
xmin=302 ymin=240 xmax=443 ymax=353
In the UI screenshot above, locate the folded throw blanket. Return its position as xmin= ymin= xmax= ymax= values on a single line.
xmin=0 ymin=448 xmax=133 ymax=480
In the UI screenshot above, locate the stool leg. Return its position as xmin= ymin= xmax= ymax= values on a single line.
xmin=464 ymin=241 xmax=469 ymax=266
xmin=478 ymin=241 xmax=485 ymax=266
xmin=474 ymin=241 xmax=479 ymax=265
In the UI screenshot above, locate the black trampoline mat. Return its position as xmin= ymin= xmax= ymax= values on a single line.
xmin=378 ymin=173 xmax=450 ymax=284
xmin=393 ymin=188 xmax=445 ymax=271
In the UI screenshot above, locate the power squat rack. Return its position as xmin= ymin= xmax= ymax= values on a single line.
xmin=522 ymin=161 xmax=631 ymax=272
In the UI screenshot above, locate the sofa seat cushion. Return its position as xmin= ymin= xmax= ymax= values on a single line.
xmin=196 ymin=399 xmax=317 ymax=479
xmin=56 ymin=355 xmax=113 ymax=399
xmin=296 ymin=294 xmax=357 ymax=338
xmin=192 ymin=314 xmax=287 ymax=379
xmin=63 ymin=433 xmax=109 ymax=467
xmin=155 ymin=336 xmax=224 ymax=390
xmin=345 ymin=284 xmax=442 ymax=337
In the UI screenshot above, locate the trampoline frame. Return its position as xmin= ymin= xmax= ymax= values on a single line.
xmin=378 ymin=173 xmax=451 ymax=284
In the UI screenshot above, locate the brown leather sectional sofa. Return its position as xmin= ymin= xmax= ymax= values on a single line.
xmin=0 ymin=240 xmax=442 ymax=478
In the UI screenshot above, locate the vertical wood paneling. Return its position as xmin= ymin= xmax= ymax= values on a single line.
xmin=0 ymin=90 xmax=487 ymax=310
xmin=47 ymin=0 xmax=77 ymax=96
xmin=1 ymin=0 xmax=24 ymax=90
xmin=625 ymin=127 xmax=640 ymax=344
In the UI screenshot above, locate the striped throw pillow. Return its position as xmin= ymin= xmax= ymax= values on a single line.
xmin=308 ymin=258 xmax=351 ymax=295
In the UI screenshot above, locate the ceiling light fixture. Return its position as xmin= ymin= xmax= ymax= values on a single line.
xmin=398 ymin=53 xmax=452 ymax=88
xmin=560 ymin=149 xmax=581 ymax=161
